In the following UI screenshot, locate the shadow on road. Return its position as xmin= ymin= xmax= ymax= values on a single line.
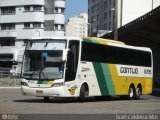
xmin=13 ymin=96 xmax=149 ymax=104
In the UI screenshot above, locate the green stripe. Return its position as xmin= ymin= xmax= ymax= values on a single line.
xmin=82 ymin=38 xmax=92 ymax=43
xmin=101 ymin=63 xmax=115 ymax=95
xmin=93 ymin=62 xmax=109 ymax=95
xmin=43 ymin=81 xmax=48 ymax=84
xmin=82 ymin=38 xmax=99 ymax=44
xmin=37 ymin=81 xmax=48 ymax=84
xmin=37 ymin=81 xmax=43 ymax=84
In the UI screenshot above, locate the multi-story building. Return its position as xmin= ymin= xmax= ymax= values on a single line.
xmin=88 ymin=0 xmax=160 ymax=36
xmin=65 ymin=13 xmax=88 ymax=37
xmin=0 ymin=0 xmax=65 ymax=76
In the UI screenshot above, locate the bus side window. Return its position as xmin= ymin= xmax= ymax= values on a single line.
xmin=65 ymin=40 xmax=79 ymax=82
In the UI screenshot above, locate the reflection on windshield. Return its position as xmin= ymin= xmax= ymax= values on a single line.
xmin=22 ymin=50 xmax=64 ymax=80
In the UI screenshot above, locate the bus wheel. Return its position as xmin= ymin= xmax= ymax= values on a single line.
xmin=128 ymin=86 xmax=134 ymax=100
xmin=44 ymin=97 xmax=50 ymax=103
xmin=134 ymin=86 xmax=141 ymax=100
xmin=79 ymin=84 xmax=88 ymax=102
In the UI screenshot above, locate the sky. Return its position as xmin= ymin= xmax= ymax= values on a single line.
xmin=65 ymin=0 xmax=88 ymax=21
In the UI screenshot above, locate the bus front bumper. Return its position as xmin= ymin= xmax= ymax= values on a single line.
xmin=21 ymin=86 xmax=65 ymax=97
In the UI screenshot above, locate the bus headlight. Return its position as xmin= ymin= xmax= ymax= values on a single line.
xmin=51 ymin=82 xmax=64 ymax=87
xmin=21 ymin=81 xmax=28 ymax=86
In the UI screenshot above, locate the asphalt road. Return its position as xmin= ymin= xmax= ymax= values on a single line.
xmin=0 ymin=88 xmax=160 ymax=120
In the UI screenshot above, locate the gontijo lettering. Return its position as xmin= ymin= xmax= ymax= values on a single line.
xmin=120 ymin=67 xmax=138 ymax=74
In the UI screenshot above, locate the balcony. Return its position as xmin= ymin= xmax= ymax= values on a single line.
xmin=0 ymin=12 xmax=44 ymax=23
xmin=0 ymin=46 xmax=16 ymax=54
xmin=54 ymin=0 xmax=65 ymax=8
xmin=0 ymin=31 xmax=17 ymax=38
xmin=54 ymin=14 xmax=65 ymax=24
xmin=0 ymin=0 xmax=44 ymax=7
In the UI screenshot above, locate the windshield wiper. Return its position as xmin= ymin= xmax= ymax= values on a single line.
xmin=23 ymin=71 xmax=38 ymax=76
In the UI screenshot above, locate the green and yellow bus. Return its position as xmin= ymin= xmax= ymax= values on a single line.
xmin=21 ymin=37 xmax=153 ymax=102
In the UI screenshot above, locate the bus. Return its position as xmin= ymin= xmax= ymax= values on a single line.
xmin=21 ymin=37 xmax=153 ymax=102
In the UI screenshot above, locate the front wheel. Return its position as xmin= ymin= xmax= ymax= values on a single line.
xmin=78 ymin=84 xmax=88 ymax=102
xmin=44 ymin=97 xmax=50 ymax=103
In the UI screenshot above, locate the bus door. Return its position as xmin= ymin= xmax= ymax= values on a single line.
xmin=64 ymin=40 xmax=80 ymax=97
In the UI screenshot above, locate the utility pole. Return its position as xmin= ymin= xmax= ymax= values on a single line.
xmin=152 ymin=0 xmax=154 ymax=10
xmin=114 ymin=0 xmax=118 ymax=40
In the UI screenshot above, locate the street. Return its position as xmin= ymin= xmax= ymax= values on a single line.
xmin=0 ymin=88 xmax=160 ymax=115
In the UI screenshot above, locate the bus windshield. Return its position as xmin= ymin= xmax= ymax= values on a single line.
xmin=22 ymin=40 xmax=66 ymax=80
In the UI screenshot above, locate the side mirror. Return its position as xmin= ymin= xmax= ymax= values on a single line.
xmin=62 ymin=49 xmax=69 ymax=62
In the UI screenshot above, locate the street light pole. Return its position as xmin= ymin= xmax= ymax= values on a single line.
xmin=152 ymin=0 xmax=153 ymax=10
xmin=114 ymin=0 xmax=118 ymax=40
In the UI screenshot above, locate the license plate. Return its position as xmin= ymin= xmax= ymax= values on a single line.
xmin=36 ymin=90 xmax=43 ymax=94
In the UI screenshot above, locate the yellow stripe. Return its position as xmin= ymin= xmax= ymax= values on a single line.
xmin=108 ymin=64 xmax=152 ymax=95
xmin=48 ymin=81 xmax=54 ymax=84
xmin=108 ymin=64 xmax=118 ymax=76
xmin=84 ymin=37 xmax=125 ymax=45
xmin=108 ymin=64 xmax=121 ymax=94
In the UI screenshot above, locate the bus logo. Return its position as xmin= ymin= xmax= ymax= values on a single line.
xmin=68 ymin=85 xmax=77 ymax=95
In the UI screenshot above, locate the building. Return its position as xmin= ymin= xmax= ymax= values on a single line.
xmin=88 ymin=0 xmax=160 ymax=36
xmin=0 ymin=0 xmax=65 ymax=76
xmin=65 ymin=13 xmax=88 ymax=37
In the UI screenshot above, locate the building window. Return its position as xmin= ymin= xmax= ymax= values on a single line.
xmin=109 ymin=10 xmax=111 ymax=18
xmin=24 ymin=23 xmax=30 ymax=28
xmin=24 ymin=6 xmax=31 ymax=12
xmin=54 ymin=24 xmax=58 ymax=30
xmin=104 ymin=1 xmax=108 ymax=8
xmin=91 ymin=6 xmax=95 ymax=13
xmin=109 ymin=0 xmax=111 ymax=6
xmin=33 ymin=5 xmax=42 ymax=11
xmin=1 ymin=24 xmax=15 ymax=30
xmin=104 ymin=24 xmax=107 ymax=29
xmin=33 ymin=23 xmax=41 ymax=28
xmin=61 ymin=8 xmax=65 ymax=14
xmin=61 ymin=25 xmax=64 ymax=30
xmin=113 ymin=0 xmax=116 ymax=7
xmin=1 ymin=7 xmax=15 ymax=14
xmin=54 ymin=8 xmax=59 ymax=13
xmin=91 ymin=16 xmax=97 ymax=23
xmin=0 ymin=40 xmax=15 ymax=46
xmin=104 ymin=12 xmax=108 ymax=20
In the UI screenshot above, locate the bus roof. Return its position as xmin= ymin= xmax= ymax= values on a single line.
xmin=82 ymin=37 xmax=151 ymax=52
xmin=82 ymin=37 xmax=125 ymax=45
xmin=29 ymin=36 xmax=151 ymax=53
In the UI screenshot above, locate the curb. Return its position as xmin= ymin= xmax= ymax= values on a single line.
xmin=0 ymin=87 xmax=21 ymax=89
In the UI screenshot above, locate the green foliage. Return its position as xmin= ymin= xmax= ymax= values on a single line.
xmin=0 ymin=79 xmax=21 ymax=87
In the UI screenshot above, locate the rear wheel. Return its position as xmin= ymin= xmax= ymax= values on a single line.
xmin=134 ymin=86 xmax=141 ymax=100
xmin=128 ymin=86 xmax=134 ymax=100
xmin=44 ymin=97 xmax=50 ymax=103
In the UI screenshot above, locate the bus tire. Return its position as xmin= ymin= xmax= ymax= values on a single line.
xmin=44 ymin=97 xmax=50 ymax=103
xmin=79 ymin=84 xmax=88 ymax=102
xmin=128 ymin=86 xmax=134 ymax=100
xmin=134 ymin=86 xmax=141 ymax=100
